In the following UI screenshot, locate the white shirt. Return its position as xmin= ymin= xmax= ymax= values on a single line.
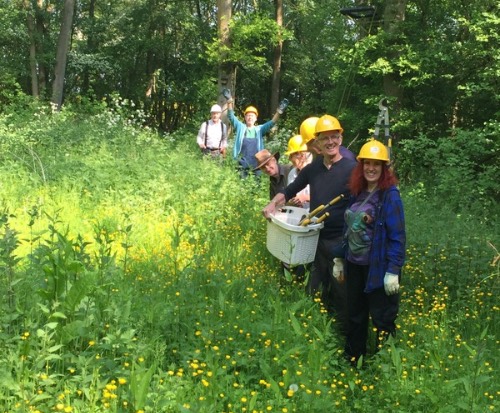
xmin=287 ymin=167 xmax=310 ymax=211
xmin=197 ymin=120 xmax=228 ymax=149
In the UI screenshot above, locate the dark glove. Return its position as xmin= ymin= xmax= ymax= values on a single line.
xmin=277 ymin=98 xmax=289 ymax=114
xmin=222 ymin=88 xmax=232 ymax=100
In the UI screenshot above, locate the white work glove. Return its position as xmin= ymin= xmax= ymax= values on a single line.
xmin=332 ymin=258 xmax=345 ymax=283
xmin=384 ymin=272 xmax=399 ymax=295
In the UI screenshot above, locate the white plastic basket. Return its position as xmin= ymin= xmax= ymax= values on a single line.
xmin=266 ymin=206 xmax=323 ymax=265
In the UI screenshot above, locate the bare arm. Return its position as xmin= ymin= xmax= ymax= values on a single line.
xmin=262 ymin=193 xmax=286 ymax=218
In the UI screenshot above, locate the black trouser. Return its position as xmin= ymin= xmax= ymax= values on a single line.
xmin=282 ymin=262 xmax=309 ymax=282
xmin=307 ymin=237 xmax=347 ymax=331
xmin=344 ymin=261 xmax=399 ymax=358
xmin=202 ymin=148 xmax=222 ymax=158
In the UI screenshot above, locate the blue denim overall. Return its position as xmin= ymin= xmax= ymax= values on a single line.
xmin=238 ymin=128 xmax=261 ymax=178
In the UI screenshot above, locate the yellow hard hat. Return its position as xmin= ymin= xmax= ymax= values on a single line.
xmin=314 ymin=114 xmax=344 ymax=136
xmin=357 ymin=139 xmax=390 ymax=163
xmin=244 ymin=106 xmax=259 ymax=117
xmin=285 ymin=135 xmax=308 ymax=156
xmin=299 ymin=117 xmax=319 ymax=143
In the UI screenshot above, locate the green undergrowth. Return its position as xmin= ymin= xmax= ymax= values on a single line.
xmin=0 ymin=108 xmax=498 ymax=412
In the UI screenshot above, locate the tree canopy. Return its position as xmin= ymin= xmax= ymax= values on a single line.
xmin=1 ymin=0 xmax=498 ymax=159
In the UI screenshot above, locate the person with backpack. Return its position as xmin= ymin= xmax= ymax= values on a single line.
xmin=197 ymin=104 xmax=228 ymax=158
xmin=340 ymin=139 xmax=406 ymax=365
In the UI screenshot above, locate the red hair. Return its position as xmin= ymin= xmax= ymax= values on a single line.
xmin=348 ymin=161 xmax=399 ymax=196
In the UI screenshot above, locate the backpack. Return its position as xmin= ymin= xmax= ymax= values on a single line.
xmin=345 ymin=189 xmax=377 ymax=256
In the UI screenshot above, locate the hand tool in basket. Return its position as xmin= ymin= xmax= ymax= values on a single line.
xmin=314 ymin=212 xmax=329 ymax=224
xmin=299 ymin=194 xmax=345 ymax=226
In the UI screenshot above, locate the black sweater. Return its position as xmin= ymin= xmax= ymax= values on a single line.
xmin=283 ymin=156 xmax=356 ymax=239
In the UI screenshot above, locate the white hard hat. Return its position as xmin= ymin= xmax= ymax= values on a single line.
xmin=210 ymin=104 xmax=222 ymax=113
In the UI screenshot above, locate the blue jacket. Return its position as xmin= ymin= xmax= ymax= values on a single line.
xmin=349 ymin=185 xmax=406 ymax=293
xmin=227 ymin=109 xmax=275 ymax=160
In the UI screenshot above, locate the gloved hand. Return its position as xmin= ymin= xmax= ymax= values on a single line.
xmin=384 ymin=272 xmax=399 ymax=295
xmin=277 ymin=98 xmax=289 ymax=114
xmin=222 ymin=88 xmax=232 ymax=100
xmin=332 ymin=258 xmax=345 ymax=283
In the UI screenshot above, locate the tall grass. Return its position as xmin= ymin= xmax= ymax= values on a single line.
xmin=0 ymin=105 xmax=498 ymax=412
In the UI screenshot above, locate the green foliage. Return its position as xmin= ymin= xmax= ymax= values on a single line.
xmin=0 ymin=92 xmax=498 ymax=413
xmin=0 ymin=75 xmax=28 ymax=110
xmin=398 ymin=120 xmax=499 ymax=211
xmin=0 ymin=2 xmax=30 ymax=81
xmin=227 ymin=13 xmax=290 ymax=76
xmin=0 ymin=210 xmax=21 ymax=311
xmin=1 ymin=0 xmax=497 ymax=141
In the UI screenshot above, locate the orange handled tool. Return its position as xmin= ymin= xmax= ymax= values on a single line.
xmin=299 ymin=194 xmax=345 ymax=226
xmin=315 ymin=212 xmax=329 ymax=224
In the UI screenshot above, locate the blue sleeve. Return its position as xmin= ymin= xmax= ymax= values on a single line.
xmin=384 ymin=188 xmax=406 ymax=274
xmin=229 ymin=110 xmax=245 ymax=159
xmin=259 ymin=119 xmax=276 ymax=136
xmin=228 ymin=109 xmax=243 ymax=130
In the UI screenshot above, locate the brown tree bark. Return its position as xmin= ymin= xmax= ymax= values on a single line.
xmin=51 ymin=0 xmax=75 ymax=110
xmin=24 ymin=0 xmax=39 ymax=97
xmin=82 ymin=0 xmax=96 ymax=95
xmin=217 ymin=0 xmax=234 ymax=111
xmin=270 ymin=0 xmax=283 ymax=113
xmin=35 ymin=0 xmax=47 ymax=96
xmin=382 ymin=0 xmax=407 ymax=112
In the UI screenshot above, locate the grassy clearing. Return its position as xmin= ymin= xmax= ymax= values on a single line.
xmin=0 ymin=110 xmax=498 ymax=412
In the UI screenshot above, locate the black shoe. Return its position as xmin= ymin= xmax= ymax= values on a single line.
xmin=342 ymin=351 xmax=364 ymax=368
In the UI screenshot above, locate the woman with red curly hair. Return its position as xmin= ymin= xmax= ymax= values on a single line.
xmin=337 ymin=139 xmax=406 ymax=364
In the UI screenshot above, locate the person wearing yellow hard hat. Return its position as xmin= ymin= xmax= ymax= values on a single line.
xmin=341 ymin=139 xmax=405 ymax=365
xmin=222 ymin=88 xmax=289 ymax=178
xmin=299 ymin=115 xmax=356 ymax=161
xmin=284 ymin=134 xmax=312 ymax=210
xmin=313 ymin=115 xmax=356 ymax=161
xmin=300 ymin=116 xmax=321 ymax=156
xmin=262 ymin=115 xmax=358 ymax=327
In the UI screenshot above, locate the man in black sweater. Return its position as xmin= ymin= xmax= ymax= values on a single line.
xmin=262 ymin=115 xmax=356 ymax=330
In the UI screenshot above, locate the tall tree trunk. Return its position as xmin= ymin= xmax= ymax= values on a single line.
xmin=36 ymin=0 xmax=47 ymax=96
xmin=24 ymin=0 xmax=39 ymax=97
xmin=35 ymin=0 xmax=50 ymax=97
xmin=270 ymin=0 xmax=283 ymax=113
xmin=51 ymin=0 xmax=75 ymax=110
xmin=382 ymin=0 xmax=407 ymax=112
xmin=217 ymin=0 xmax=234 ymax=111
xmin=82 ymin=0 xmax=96 ymax=95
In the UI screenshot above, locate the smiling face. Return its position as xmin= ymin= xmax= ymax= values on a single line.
xmin=245 ymin=112 xmax=257 ymax=127
xmin=260 ymin=157 xmax=279 ymax=177
xmin=363 ymin=159 xmax=383 ymax=189
xmin=317 ymin=131 xmax=342 ymax=160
